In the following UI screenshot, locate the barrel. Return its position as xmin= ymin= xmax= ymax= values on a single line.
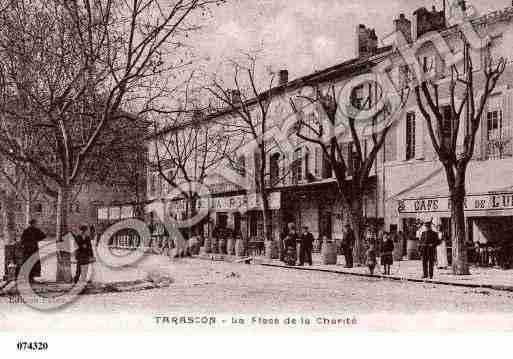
xmin=189 ymin=237 xmax=200 ymax=255
xmin=226 ymin=238 xmax=236 ymax=255
xmin=203 ymin=237 xmax=212 ymax=253
xmin=321 ymin=241 xmax=337 ymax=265
xmin=218 ymin=238 xmax=227 ymax=254
xmin=407 ymin=238 xmax=419 ymax=260
xmin=265 ymin=240 xmax=279 ymax=259
xmin=212 ymin=238 xmax=219 ymax=254
xmin=235 ymin=239 xmax=246 ymax=257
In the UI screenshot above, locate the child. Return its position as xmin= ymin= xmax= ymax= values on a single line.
xmin=366 ymin=243 xmax=377 ymax=276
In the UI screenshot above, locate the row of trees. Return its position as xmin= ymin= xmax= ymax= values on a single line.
xmin=0 ymin=0 xmax=224 ymax=282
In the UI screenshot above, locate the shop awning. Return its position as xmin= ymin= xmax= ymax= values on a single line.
xmin=391 ymin=158 xmax=513 ymax=217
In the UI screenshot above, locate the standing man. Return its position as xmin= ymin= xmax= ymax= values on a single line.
xmin=419 ymin=221 xmax=440 ymax=279
xmin=299 ymin=226 xmax=314 ymax=266
xmin=20 ymin=219 xmax=47 ymax=283
xmin=342 ymin=224 xmax=355 ymax=268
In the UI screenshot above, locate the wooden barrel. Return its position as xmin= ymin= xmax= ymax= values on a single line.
xmin=189 ymin=237 xmax=200 ymax=255
xmin=203 ymin=237 xmax=212 ymax=253
xmin=226 ymin=238 xmax=236 ymax=255
xmin=218 ymin=238 xmax=227 ymax=254
xmin=321 ymin=241 xmax=337 ymax=265
xmin=265 ymin=240 xmax=279 ymax=259
xmin=407 ymin=238 xmax=418 ymax=260
xmin=235 ymin=239 xmax=246 ymax=257
xmin=212 ymin=238 xmax=219 ymax=254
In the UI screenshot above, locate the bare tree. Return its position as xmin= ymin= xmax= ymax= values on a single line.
xmin=291 ymin=81 xmax=408 ymax=264
xmin=207 ymin=57 xmax=293 ymax=242
xmin=414 ymin=45 xmax=506 ymax=275
xmin=152 ymin=106 xmax=230 ymax=232
xmin=0 ymin=0 xmax=224 ymax=282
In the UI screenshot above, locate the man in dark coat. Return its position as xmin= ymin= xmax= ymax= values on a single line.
xmin=74 ymin=225 xmax=95 ymax=284
xmin=342 ymin=224 xmax=355 ymax=268
xmin=419 ymin=221 xmax=440 ymax=279
xmin=299 ymin=226 xmax=314 ymax=266
xmin=20 ymin=219 xmax=46 ymax=282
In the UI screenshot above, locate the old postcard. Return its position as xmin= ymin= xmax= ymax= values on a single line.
xmin=1 ymin=0 xmax=513 ymax=354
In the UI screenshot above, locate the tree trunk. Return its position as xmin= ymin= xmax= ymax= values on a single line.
xmin=1 ymin=189 xmax=16 ymax=245
xmin=348 ymin=198 xmax=366 ymax=265
xmin=261 ymin=192 xmax=272 ymax=241
xmin=450 ymin=186 xmax=470 ymax=275
xmin=56 ymin=185 xmax=72 ymax=283
xmin=24 ymin=198 xmax=32 ymax=227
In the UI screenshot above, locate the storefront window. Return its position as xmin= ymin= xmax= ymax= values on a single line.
xmin=292 ymin=147 xmax=303 ymax=184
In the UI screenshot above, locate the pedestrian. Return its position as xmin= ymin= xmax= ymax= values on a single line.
xmin=381 ymin=232 xmax=394 ymax=275
xmin=299 ymin=226 xmax=314 ymax=266
xmin=342 ymin=224 xmax=355 ymax=268
xmin=419 ymin=221 xmax=440 ymax=279
xmin=20 ymin=219 xmax=47 ymax=283
xmin=74 ymin=224 xmax=95 ymax=284
xmin=365 ymin=242 xmax=377 ymax=276
xmin=436 ymin=225 xmax=448 ymax=269
xmin=282 ymin=223 xmax=298 ymax=266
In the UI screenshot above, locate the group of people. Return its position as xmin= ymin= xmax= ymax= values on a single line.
xmin=281 ymin=223 xmax=314 ymax=266
xmin=364 ymin=231 xmax=395 ymax=276
xmin=18 ymin=220 xmax=96 ymax=284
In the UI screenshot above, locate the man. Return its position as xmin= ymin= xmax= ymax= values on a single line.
xmin=299 ymin=226 xmax=314 ymax=266
xmin=74 ymin=225 xmax=94 ymax=284
xmin=342 ymin=224 xmax=355 ymax=268
xmin=419 ymin=221 xmax=440 ymax=279
xmin=20 ymin=219 xmax=46 ymax=283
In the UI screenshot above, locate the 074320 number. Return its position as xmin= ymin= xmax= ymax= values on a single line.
xmin=17 ymin=342 xmax=48 ymax=351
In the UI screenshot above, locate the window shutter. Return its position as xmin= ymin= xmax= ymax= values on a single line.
xmin=398 ymin=113 xmax=407 ymax=160
xmin=415 ymin=110 xmax=424 ymax=159
xmin=384 ymin=122 xmax=397 ymax=162
xmin=502 ymin=89 xmax=513 ymax=156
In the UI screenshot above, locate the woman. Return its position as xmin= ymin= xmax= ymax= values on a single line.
xmin=75 ymin=225 xmax=95 ymax=284
xmin=282 ymin=224 xmax=298 ymax=266
xmin=381 ymin=232 xmax=394 ymax=275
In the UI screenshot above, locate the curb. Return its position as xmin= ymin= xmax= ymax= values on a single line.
xmin=260 ymin=263 xmax=513 ymax=293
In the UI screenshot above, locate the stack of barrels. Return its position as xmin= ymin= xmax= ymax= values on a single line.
xmin=218 ymin=238 xmax=227 ymax=255
xmin=321 ymin=241 xmax=337 ymax=265
xmin=235 ymin=239 xmax=246 ymax=257
xmin=226 ymin=238 xmax=236 ymax=255
xmin=265 ymin=240 xmax=279 ymax=260
xmin=201 ymin=237 xmax=212 ymax=254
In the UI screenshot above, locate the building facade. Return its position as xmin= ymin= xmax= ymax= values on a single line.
xmin=146 ymin=3 xmax=513 ymax=251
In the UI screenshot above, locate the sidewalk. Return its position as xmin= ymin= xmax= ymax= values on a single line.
xmin=257 ymin=253 xmax=513 ymax=292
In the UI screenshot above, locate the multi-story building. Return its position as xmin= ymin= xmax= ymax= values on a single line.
xmin=146 ymin=3 xmax=513 ymax=249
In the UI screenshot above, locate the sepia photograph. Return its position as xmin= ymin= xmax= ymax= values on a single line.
xmin=0 ymin=0 xmax=513 ymax=352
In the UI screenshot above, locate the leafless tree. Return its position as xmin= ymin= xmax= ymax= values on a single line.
xmin=414 ymin=44 xmax=506 ymax=275
xmin=207 ymin=56 xmax=294 ymax=242
xmin=0 ymin=0 xmax=224 ymax=282
xmin=290 ymin=78 xmax=409 ymax=264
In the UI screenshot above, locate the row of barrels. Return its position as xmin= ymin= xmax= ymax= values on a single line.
xmin=201 ymin=238 xmax=247 ymax=256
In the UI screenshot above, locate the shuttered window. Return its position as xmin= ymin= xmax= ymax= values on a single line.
xmin=406 ymin=112 xmax=416 ymax=160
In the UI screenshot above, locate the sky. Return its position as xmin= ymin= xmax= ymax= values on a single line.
xmin=190 ymin=0 xmax=511 ymax=82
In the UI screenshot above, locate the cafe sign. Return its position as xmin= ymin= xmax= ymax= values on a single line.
xmin=168 ymin=192 xmax=281 ymax=214
xmin=398 ymin=193 xmax=513 ymax=214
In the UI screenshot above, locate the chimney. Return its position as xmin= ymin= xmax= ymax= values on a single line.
xmin=355 ymin=24 xmax=378 ymax=58
xmin=412 ymin=5 xmax=446 ymax=41
xmin=279 ymin=69 xmax=289 ymax=85
xmin=394 ymin=13 xmax=412 ymax=43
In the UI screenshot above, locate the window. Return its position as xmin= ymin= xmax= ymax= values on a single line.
xmin=406 ymin=112 xmax=416 ymax=160
xmin=486 ymin=95 xmax=505 ymax=159
xmin=238 ymin=155 xmax=246 ymax=177
xmin=292 ymin=147 xmax=303 ymax=184
xmin=269 ymin=153 xmax=280 ymax=186
xmin=34 ymin=203 xmax=43 ymax=213
xmin=347 ymin=142 xmax=361 ymax=175
xmin=441 ymin=105 xmax=453 ymax=148
xmin=149 ymin=173 xmax=157 ymax=196
xmin=351 ymin=85 xmax=366 ymax=110
xmin=400 ymin=64 xmax=413 ymax=88
xmin=314 ymin=147 xmax=321 ymax=177
xmin=322 ymin=148 xmax=332 ymax=179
